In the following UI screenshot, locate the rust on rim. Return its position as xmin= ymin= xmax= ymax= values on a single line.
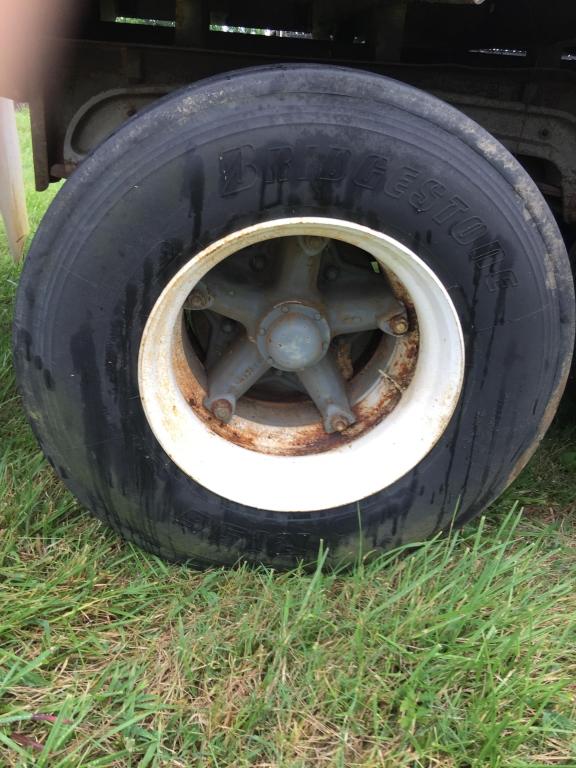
xmin=172 ymin=288 xmax=420 ymax=458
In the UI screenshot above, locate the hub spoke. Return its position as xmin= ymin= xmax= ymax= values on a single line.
xmin=186 ymin=276 xmax=263 ymax=334
xmin=297 ymin=354 xmax=357 ymax=434
xmin=203 ymin=316 xmax=238 ymax=371
xmin=277 ymin=236 xmax=328 ymax=296
xmin=324 ymin=286 xmax=407 ymax=336
xmin=204 ymin=334 xmax=269 ymax=422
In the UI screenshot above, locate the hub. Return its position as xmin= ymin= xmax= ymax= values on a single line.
xmin=257 ymin=303 xmax=331 ymax=372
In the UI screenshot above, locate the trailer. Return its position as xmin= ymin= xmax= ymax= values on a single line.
xmin=4 ymin=0 xmax=575 ymax=567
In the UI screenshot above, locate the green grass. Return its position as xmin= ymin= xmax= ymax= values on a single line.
xmin=0 ymin=110 xmax=575 ymax=767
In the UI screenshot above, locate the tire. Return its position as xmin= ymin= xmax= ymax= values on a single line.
xmin=14 ymin=65 xmax=575 ymax=568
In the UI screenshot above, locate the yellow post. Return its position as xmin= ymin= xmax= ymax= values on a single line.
xmin=0 ymin=98 xmax=29 ymax=261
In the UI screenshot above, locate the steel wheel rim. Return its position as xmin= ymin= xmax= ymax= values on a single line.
xmin=139 ymin=217 xmax=465 ymax=512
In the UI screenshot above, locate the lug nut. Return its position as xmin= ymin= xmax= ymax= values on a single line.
xmin=186 ymin=289 xmax=209 ymax=310
xmin=331 ymin=415 xmax=351 ymax=433
xmin=210 ymin=398 xmax=234 ymax=423
xmin=389 ymin=315 xmax=409 ymax=335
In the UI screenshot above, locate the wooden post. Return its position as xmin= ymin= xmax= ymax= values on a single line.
xmin=0 ymin=98 xmax=29 ymax=261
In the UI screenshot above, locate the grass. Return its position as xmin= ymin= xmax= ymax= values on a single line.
xmin=0 ymin=109 xmax=575 ymax=767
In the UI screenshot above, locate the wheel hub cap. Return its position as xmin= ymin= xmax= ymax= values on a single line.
xmin=258 ymin=303 xmax=330 ymax=372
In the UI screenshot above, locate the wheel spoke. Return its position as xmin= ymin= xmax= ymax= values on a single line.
xmin=186 ymin=276 xmax=263 ymax=334
xmin=276 ymin=236 xmax=328 ymax=296
xmin=204 ymin=334 xmax=269 ymax=422
xmin=203 ymin=316 xmax=238 ymax=371
xmin=297 ymin=354 xmax=356 ymax=434
xmin=324 ymin=285 xmax=407 ymax=336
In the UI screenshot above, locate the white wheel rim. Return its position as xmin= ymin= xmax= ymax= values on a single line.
xmin=139 ymin=217 xmax=465 ymax=512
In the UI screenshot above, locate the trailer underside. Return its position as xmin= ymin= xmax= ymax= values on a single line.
xmin=20 ymin=0 xmax=575 ymax=237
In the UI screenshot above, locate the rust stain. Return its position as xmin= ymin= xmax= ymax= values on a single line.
xmin=168 ymin=225 xmax=428 ymax=458
xmin=173 ymin=315 xmax=420 ymax=458
xmin=335 ymin=338 xmax=354 ymax=381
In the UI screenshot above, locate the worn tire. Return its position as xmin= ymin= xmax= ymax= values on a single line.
xmin=14 ymin=66 xmax=575 ymax=568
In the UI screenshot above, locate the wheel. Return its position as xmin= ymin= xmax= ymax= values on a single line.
xmin=14 ymin=66 xmax=575 ymax=568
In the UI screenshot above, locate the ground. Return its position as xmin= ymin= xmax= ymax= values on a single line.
xmin=0 ymin=110 xmax=575 ymax=768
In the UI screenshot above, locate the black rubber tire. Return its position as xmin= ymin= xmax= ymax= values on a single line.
xmin=14 ymin=66 xmax=575 ymax=568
